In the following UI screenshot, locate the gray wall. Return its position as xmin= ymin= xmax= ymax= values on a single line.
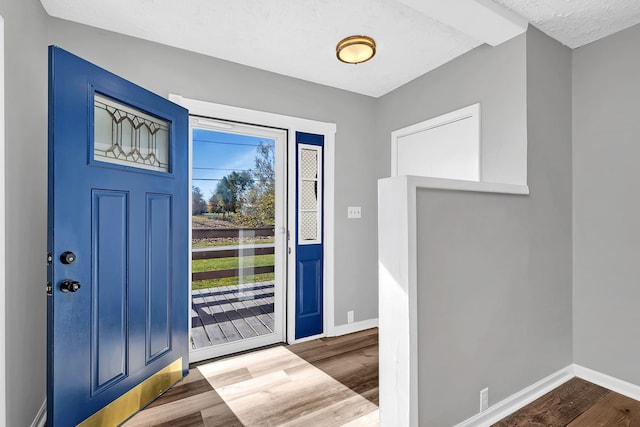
xmin=380 ymin=27 xmax=573 ymax=426
xmin=0 ymin=0 xmax=49 ymax=426
xmin=573 ymin=23 xmax=640 ymax=384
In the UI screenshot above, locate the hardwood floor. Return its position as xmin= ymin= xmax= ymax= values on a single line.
xmin=123 ymin=328 xmax=378 ymax=426
xmin=494 ymin=377 xmax=640 ymax=426
xmin=125 ymin=329 xmax=640 ymax=426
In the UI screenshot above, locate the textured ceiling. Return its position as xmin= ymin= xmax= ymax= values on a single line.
xmin=41 ymin=0 xmax=483 ymax=98
xmin=494 ymin=0 xmax=640 ymax=48
xmin=40 ymin=0 xmax=640 ymax=97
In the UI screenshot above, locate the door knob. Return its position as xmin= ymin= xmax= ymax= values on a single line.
xmin=60 ymin=251 xmax=76 ymax=264
xmin=60 ymin=280 xmax=81 ymax=293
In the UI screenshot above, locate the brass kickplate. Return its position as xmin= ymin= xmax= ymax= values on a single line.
xmin=77 ymin=357 xmax=182 ymax=427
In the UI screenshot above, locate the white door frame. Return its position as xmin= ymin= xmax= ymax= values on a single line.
xmin=0 ymin=14 xmax=7 ymax=427
xmin=188 ymin=118 xmax=287 ymax=362
xmin=169 ymin=94 xmax=336 ymax=349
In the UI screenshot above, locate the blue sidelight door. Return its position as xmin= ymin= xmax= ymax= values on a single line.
xmin=47 ymin=47 xmax=189 ymax=426
xmin=295 ymin=132 xmax=324 ymax=339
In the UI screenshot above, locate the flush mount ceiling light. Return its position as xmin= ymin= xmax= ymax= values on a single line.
xmin=336 ymin=35 xmax=376 ymax=64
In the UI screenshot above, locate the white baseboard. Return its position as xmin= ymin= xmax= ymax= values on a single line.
xmin=455 ymin=364 xmax=640 ymax=427
xmin=574 ymin=364 xmax=640 ymax=402
xmin=289 ymin=332 xmax=326 ymax=345
xmin=331 ymin=318 xmax=378 ymax=337
xmin=31 ymin=399 xmax=46 ymax=427
xmin=454 ymin=366 xmax=574 ymax=427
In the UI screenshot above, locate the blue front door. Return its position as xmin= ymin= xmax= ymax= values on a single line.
xmin=47 ymin=47 xmax=189 ymax=426
xmin=295 ymin=132 xmax=324 ymax=339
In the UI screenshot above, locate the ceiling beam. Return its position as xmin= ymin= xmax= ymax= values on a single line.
xmin=396 ymin=0 xmax=528 ymax=46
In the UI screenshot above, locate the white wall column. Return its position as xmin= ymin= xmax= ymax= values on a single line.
xmin=378 ymin=175 xmax=418 ymax=427
xmin=0 ymin=14 xmax=6 ymax=427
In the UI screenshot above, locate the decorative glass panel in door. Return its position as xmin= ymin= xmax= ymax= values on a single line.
xmin=94 ymin=94 xmax=170 ymax=172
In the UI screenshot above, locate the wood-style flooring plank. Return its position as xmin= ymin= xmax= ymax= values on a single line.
xmin=214 ymin=369 xmax=292 ymax=402
xmin=123 ymin=390 xmax=224 ymax=427
xmin=201 ymin=366 xmax=253 ymax=389
xmin=288 ymin=332 xmax=378 ymax=403
xmin=198 ymin=346 xmax=301 ymax=380
xmin=279 ymin=393 xmax=378 ymax=427
xmin=200 ymin=405 xmax=245 ymax=427
xmin=568 ymin=391 xmax=640 ymax=426
xmin=289 ymin=334 xmax=377 ymax=364
xmin=152 ymin=412 xmax=204 ymax=427
xmin=145 ymin=369 xmax=213 ymax=409
xmin=360 ymin=386 xmax=380 ymax=406
xmin=493 ymin=378 xmax=611 ymax=427
xmin=220 ymin=372 xmax=356 ymax=426
xmin=341 ymin=409 xmax=380 ymax=427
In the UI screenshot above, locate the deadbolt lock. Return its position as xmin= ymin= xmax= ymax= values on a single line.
xmin=60 ymin=251 xmax=77 ymax=265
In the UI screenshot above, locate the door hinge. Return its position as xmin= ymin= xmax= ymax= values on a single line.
xmin=47 ymin=252 xmax=53 ymax=265
xmin=46 ymin=282 xmax=53 ymax=296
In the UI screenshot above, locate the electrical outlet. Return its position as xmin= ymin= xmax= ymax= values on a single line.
xmin=347 ymin=206 xmax=361 ymax=219
xmin=480 ymin=388 xmax=489 ymax=412
xmin=347 ymin=310 xmax=354 ymax=323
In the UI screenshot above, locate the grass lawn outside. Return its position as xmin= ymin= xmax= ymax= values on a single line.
xmin=192 ymin=254 xmax=275 ymax=290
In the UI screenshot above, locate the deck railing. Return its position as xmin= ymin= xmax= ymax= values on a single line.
xmin=192 ymin=227 xmax=275 ymax=239
xmin=192 ymin=227 xmax=275 ymax=281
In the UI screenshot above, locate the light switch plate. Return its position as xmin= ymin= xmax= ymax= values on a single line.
xmin=348 ymin=206 xmax=361 ymax=219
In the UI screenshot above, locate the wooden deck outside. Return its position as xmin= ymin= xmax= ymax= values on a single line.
xmin=190 ymin=281 xmax=275 ymax=349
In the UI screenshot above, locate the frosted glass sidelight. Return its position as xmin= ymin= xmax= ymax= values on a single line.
xmin=300 ymin=181 xmax=318 ymax=210
xmin=298 ymin=144 xmax=322 ymax=244
xmin=94 ymin=94 xmax=170 ymax=172
xmin=300 ymin=149 xmax=318 ymax=179
xmin=300 ymin=211 xmax=318 ymax=241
